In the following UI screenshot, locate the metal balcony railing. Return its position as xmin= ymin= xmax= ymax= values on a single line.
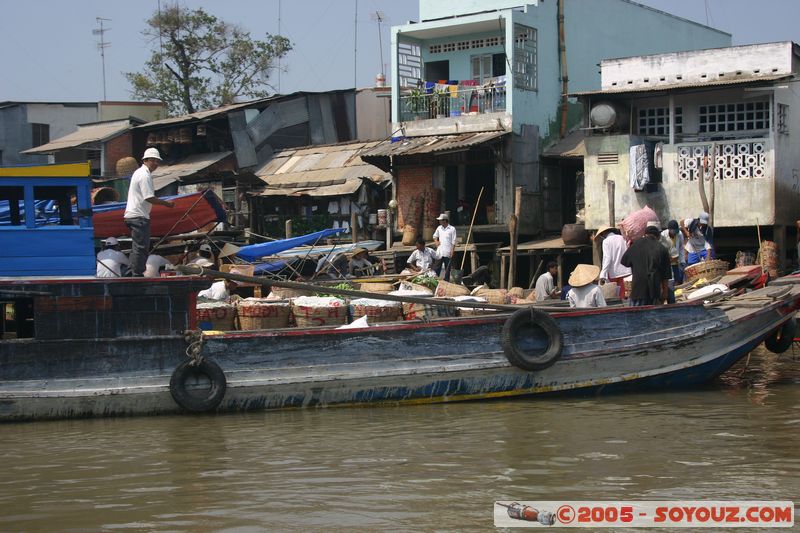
xmin=399 ymin=86 xmax=506 ymax=122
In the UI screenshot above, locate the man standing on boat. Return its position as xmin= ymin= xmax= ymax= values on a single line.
xmin=596 ymin=225 xmax=631 ymax=299
xmin=621 ymin=224 xmax=671 ymax=306
xmin=123 ymin=148 xmax=175 ymax=277
xmin=433 ymin=213 xmax=457 ymax=281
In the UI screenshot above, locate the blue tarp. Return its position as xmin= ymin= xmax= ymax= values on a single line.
xmin=236 ymin=228 xmax=346 ymax=261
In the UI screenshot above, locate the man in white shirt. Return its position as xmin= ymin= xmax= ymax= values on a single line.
xmin=534 ymin=261 xmax=560 ymax=301
xmin=144 ymin=254 xmax=174 ymax=278
xmin=187 ymin=243 xmax=215 ymax=268
xmin=596 ymin=225 xmax=631 ymax=299
xmin=96 ymin=237 xmax=130 ymax=277
xmin=432 ymin=213 xmax=457 ymax=281
xmin=123 ymin=148 xmax=175 ymax=276
xmin=404 ymin=237 xmax=438 ymax=275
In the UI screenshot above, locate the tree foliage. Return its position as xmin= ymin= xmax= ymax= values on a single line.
xmin=125 ymin=6 xmax=291 ymax=116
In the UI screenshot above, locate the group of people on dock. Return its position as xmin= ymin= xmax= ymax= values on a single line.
xmin=534 ymin=212 xmax=714 ymax=308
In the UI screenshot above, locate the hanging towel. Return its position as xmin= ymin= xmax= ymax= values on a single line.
xmin=629 ymin=144 xmax=650 ymax=191
xmin=654 ymin=142 xmax=664 ymax=169
xmin=327 ymin=200 xmax=339 ymax=214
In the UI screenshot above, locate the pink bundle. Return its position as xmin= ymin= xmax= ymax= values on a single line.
xmin=619 ymin=205 xmax=659 ymax=241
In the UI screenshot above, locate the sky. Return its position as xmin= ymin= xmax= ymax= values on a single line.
xmin=2 ymin=0 xmax=800 ymax=105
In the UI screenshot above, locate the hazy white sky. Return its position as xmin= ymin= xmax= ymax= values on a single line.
xmin=1 ymin=0 xmax=799 ymax=103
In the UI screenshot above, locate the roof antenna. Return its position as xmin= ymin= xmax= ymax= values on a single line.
xmin=93 ymin=17 xmax=112 ymax=101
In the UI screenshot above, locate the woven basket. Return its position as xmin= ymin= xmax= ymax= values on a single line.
xmin=399 ymin=281 xmax=435 ymax=294
xmin=735 ymin=251 xmax=756 ymax=267
xmin=196 ymin=303 xmax=236 ymax=331
xmin=349 ymin=299 xmax=403 ymax=323
xmin=758 ymin=241 xmax=779 ymax=278
xmin=291 ymin=298 xmax=348 ymax=328
xmin=271 ymin=286 xmax=313 ymax=299
xmin=472 ymin=287 xmax=508 ymax=305
xmin=402 ymin=225 xmax=417 ymax=246
xmin=508 ymin=286 xmax=525 ymax=298
xmin=358 ymin=282 xmax=394 ymax=294
xmin=115 ymin=156 xmax=138 ymax=177
xmin=237 ymin=299 xmax=291 ymax=330
xmin=402 ymin=297 xmax=458 ymax=321
xmin=434 ymin=280 xmax=470 ymax=298
xmin=684 ymin=259 xmax=730 ymax=285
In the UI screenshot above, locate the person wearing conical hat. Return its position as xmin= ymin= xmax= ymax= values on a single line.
xmin=595 ymin=224 xmax=631 ymax=299
xmin=566 ymin=264 xmax=607 ymax=308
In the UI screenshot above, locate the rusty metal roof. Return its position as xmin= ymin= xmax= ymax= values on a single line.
xmin=22 ymin=119 xmax=136 ymax=154
xmin=360 ymin=130 xmax=508 ymax=159
xmin=571 ymin=74 xmax=793 ymax=97
xmin=152 ymin=151 xmax=233 ymax=191
xmin=543 ymin=130 xmax=587 ymax=159
xmin=253 ymin=140 xmax=390 ymax=198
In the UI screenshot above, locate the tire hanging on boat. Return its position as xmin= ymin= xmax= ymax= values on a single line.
xmin=764 ymin=317 xmax=797 ymax=354
xmin=170 ymin=359 xmax=227 ymax=412
xmin=501 ymin=308 xmax=564 ymax=371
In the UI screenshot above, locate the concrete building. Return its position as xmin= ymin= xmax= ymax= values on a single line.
xmin=0 ymin=101 xmax=165 ymax=167
xmin=365 ymin=0 xmax=730 ymax=239
xmin=577 ymin=41 xmax=800 ymax=267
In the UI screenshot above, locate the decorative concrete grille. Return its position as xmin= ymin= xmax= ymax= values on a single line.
xmin=677 ymin=141 xmax=767 ymax=181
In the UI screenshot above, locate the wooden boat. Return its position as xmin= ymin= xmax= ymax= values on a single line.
xmin=1 ymin=272 xmax=798 ymax=422
xmin=92 ymin=190 xmax=227 ymax=239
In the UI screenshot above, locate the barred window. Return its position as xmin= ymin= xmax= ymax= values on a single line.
xmin=699 ymin=101 xmax=769 ymax=133
xmin=638 ymin=107 xmax=683 ymax=136
xmin=513 ymin=24 xmax=537 ymax=91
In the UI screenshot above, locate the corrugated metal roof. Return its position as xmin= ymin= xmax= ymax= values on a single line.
xmin=257 ymin=180 xmax=363 ymax=197
xmin=360 ymin=130 xmax=508 ymax=159
xmin=543 ymin=130 xmax=587 ymax=159
xmin=253 ymin=140 xmax=391 ymax=198
xmin=22 ymin=119 xmax=133 ymax=154
xmin=133 ymin=98 xmax=274 ymax=129
xmin=571 ymin=74 xmax=793 ymax=96
xmin=152 ymin=151 xmax=233 ymax=191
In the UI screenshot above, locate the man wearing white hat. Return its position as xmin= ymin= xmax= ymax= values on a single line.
xmin=123 ymin=148 xmax=175 ymax=276
xmin=96 ymin=237 xmax=130 ymax=277
xmin=684 ymin=211 xmax=714 ymax=265
xmin=433 ymin=213 xmax=457 ymax=281
xmin=595 ymin=225 xmax=631 ymax=299
xmin=187 ymin=243 xmax=215 ymax=268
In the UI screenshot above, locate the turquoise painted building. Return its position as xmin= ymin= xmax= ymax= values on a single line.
xmin=368 ymin=0 xmax=731 ymax=242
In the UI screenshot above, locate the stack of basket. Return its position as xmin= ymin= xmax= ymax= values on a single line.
xmin=349 ymin=298 xmax=403 ymax=324
xmin=471 ymin=285 xmax=509 ymax=305
xmin=358 ymin=282 xmax=394 ymax=294
xmin=434 ymin=280 xmax=470 ymax=298
xmin=236 ymin=298 xmax=291 ymax=330
xmin=196 ymin=301 xmax=237 ymax=331
xmin=683 ymin=259 xmax=730 ymax=286
xmin=291 ymin=296 xmax=348 ymax=328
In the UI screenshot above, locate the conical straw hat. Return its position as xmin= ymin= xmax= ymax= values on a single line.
xmin=568 ymin=264 xmax=600 ymax=288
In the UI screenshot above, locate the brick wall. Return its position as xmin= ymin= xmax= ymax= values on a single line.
xmin=396 ymin=166 xmax=433 ymax=228
xmin=104 ymin=133 xmax=134 ymax=176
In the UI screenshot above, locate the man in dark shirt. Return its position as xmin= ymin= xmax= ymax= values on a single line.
xmin=621 ymin=225 xmax=672 ymax=306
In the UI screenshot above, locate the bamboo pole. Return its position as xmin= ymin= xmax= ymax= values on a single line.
xmin=460 ymin=186 xmax=484 ymax=271
xmin=178 ymin=264 xmax=576 ymax=313
xmin=508 ymin=186 xmax=523 ymax=290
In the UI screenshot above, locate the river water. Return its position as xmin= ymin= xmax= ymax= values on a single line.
xmin=2 ymin=347 xmax=799 ymax=532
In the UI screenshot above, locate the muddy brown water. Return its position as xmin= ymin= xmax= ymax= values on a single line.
xmin=1 ymin=346 xmax=799 ymax=532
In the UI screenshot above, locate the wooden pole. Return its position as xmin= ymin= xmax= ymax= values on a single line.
xmin=606 ymin=179 xmax=615 ymax=227
xmin=508 ymin=214 xmax=518 ymax=290
xmin=460 ymin=186 xmax=485 ymax=271
xmin=708 ymin=142 xmax=716 ymax=226
xmin=698 ymin=145 xmax=711 ymax=215
xmin=756 ymin=218 xmax=765 ymax=275
xmin=351 ymin=211 xmax=358 ymax=243
xmin=285 ymin=219 xmax=293 ymax=239
xmin=508 ymin=187 xmax=523 ymax=289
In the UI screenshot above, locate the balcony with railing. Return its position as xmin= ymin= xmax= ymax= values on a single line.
xmin=399 ymin=84 xmax=506 ymax=122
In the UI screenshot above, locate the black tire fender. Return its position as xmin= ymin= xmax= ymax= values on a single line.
xmin=170 ymin=359 xmax=227 ymax=412
xmin=501 ymin=308 xmax=564 ymax=371
xmin=764 ymin=317 xmax=796 ymax=354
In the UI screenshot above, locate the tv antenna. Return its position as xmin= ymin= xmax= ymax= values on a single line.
xmin=93 ymin=17 xmax=112 ymax=101
xmin=370 ymin=11 xmax=388 ymax=76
